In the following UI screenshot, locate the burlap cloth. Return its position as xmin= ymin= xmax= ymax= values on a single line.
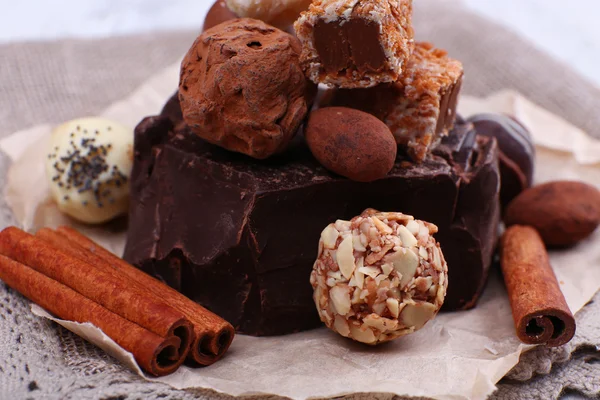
xmin=1 ymin=1 xmax=599 ymax=399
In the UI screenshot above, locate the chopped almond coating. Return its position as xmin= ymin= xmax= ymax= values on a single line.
xmin=310 ymin=209 xmax=448 ymax=345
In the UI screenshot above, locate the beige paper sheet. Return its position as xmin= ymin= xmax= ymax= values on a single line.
xmin=2 ymin=64 xmax=599 ymax=400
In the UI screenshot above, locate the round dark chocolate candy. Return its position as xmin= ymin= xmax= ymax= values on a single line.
xmin=468 ymin=113 xmax=535 ymax=208
xmin=203 ymin=0 xmax=238 ymax=32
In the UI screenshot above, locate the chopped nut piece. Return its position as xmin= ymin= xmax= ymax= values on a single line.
xmin=330 ymin=285 xmax=351 ymax=315
xmin=321 ymin=225 xmax=340 ymax=249
xmin=334 ymin=315 xmax=351 ymax=337
xmin=400 ymin=302 xmax=437 ymax=329
xmin=414 ymin=276 xmax=433 ymax=292
xmin=381 ymin=263 xmax=394 ymax=276
xmin=364 ymin=314 xmax=398 ymax=331
xmin=337 ymin=235 xmax=356 ymax=279
xmin=386 ymin=297 xmax=400 ymax=318
xmin=406 ymin=219 xmax=420 ymax=235
xmin=372 ymin=216 xmax=394 ymax=234
xmin=358 ymin=266 xmax=381 ymax=279
xmin=350 ymin=325 xmax=377 ymax=344
xmin=397 ymin=225 xmax=418 ymax=247
xmin=352 ymin=233 xmax=367 ymax=252
xmin=385 ymin=248 xmax=419 ymax=288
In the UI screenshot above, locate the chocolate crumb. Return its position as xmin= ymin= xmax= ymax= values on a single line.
xmin=27 ymin=381 xmax=39 ymax=391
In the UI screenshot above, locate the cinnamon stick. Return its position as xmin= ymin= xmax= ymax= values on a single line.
xmin=52 ymin=226 xmax=234 ymax=365
xmin=0 ymin=227 xmax=193 ymax=360
xmin=500 ymin=225 xmax=576 ymax=347
xmin=0 ymin=254 xmax=183 ymax=376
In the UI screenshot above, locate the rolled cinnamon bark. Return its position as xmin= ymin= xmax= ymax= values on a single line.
xmin=0 ymin=227 xmax=193 ymax=359
xmin=51 ymin=226 xmax=235 ymax=365
xmin=500 ymin=225 xmax=576 ymax=347
xmin=0 ymin=254 xmax=183 ymax=376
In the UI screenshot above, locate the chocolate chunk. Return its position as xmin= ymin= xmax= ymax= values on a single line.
xmin=124 ymin=99 xmax=500 ymax=335
xmin=203 ymin=0 xmax=238 ymax=32
xmin=329 ymin=42 xmax=464 ymax=163
xmin=468 ymin=113 xmax=535 ymax=208
xmin=294 ymin=0 xmax=414 ymax=88
xmin=313 ymin=19 xmax=387 ymax=75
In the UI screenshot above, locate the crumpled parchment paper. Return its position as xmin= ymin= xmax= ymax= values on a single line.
xmin=1 ymin=64 xmax=599 ymax=400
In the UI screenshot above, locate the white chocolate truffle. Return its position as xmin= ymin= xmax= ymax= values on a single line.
xmin=310 ymin=209 xmax=448 ymax=345
xmin=45 ymin=117 xmax=133 ymax=224
xmin=225 ymin=0 xmax=312 ymax=29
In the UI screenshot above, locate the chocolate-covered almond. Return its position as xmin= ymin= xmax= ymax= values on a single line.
xmin=504 ymin=181 xmax=600 ymax=247
xmin=305 ymin=107 xmax=397 ymax=182
xmin=468 ymin=113 xmax=535 ymax=208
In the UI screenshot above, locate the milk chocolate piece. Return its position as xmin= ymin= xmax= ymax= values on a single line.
xmin=203 ymin=0 xmax=238 ymax=32
xmin=329 ymin=42 xmax=463 ymax=162
xmin=468 ymin=114 xmax=535 ymax=208
xmin=294 ymin=0 xmax=414 ymax=88
xmin=124 ymin=102 xmax=500 ymax=335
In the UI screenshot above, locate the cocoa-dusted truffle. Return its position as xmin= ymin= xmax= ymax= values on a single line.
xmin=203 ymin=0 xmax=238 ymax=32
xmin=179 ymin=18 xmax=315 ymax=159
xmin=311 ymin=209 xmax=448 ymax=344
xmin=305 ymin=107 xmax=397 ymax=182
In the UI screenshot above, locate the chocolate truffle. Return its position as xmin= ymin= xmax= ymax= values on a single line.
xmin=203 ymin=0 xmax=238 ymax=32
xmin=305 ymin=107 xmax=397 ymax=182
xmin=311 ymin=210 xmax=448 ymax=344
xmin=179 ymin=18 xmax=314 ymax=159
xmin=46 ymin=118 xmax=133 ymax=224
xmin=329 ymin=42 xmax=463 ymax=162
xmin=226 ymin=0 xmax=312 ymax=30
xmin=468 ymin=113 xmax=535 ymax=208
xmin=124 ymin=102 xmax=500 ymax=336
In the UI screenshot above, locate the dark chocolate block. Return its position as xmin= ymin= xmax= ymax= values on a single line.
xmin=125 ymin=101 xmax=501 ymax=336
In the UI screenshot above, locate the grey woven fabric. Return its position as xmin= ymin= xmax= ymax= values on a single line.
xmin=0 ymin=1 xmax=599 ymax=399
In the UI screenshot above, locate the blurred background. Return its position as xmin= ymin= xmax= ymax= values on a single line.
xmin=1 ymin=0 xmax=599 ymax=87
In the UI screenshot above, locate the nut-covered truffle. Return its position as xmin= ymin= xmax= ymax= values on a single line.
xmin=305 ymin=107 xmax=397 ymax=182
xmin=226 ymin=0 xmax=312 ymax=30
xmin=504 ymin=181 xmax=600 ymax=247
xmin=310 ymin=209 xmax=448 ymax=344
xmin=179 ymin=18 xmax=315 ymax=159
xmin=203 ymin=0 xmax=238 ymax=32
xmin=468 ymin=113 xmax=535 ymax=208
xmin=45 ymin=117 xmax=133 ymax=224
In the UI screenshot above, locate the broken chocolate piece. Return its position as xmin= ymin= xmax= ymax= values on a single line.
xmin=294 ymin=0 xmax=414 ymax=88
xmin=329 ymin=42 xmax=463 ymax=162
xmin=124 ymin=98 xmax=500 ymax=335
